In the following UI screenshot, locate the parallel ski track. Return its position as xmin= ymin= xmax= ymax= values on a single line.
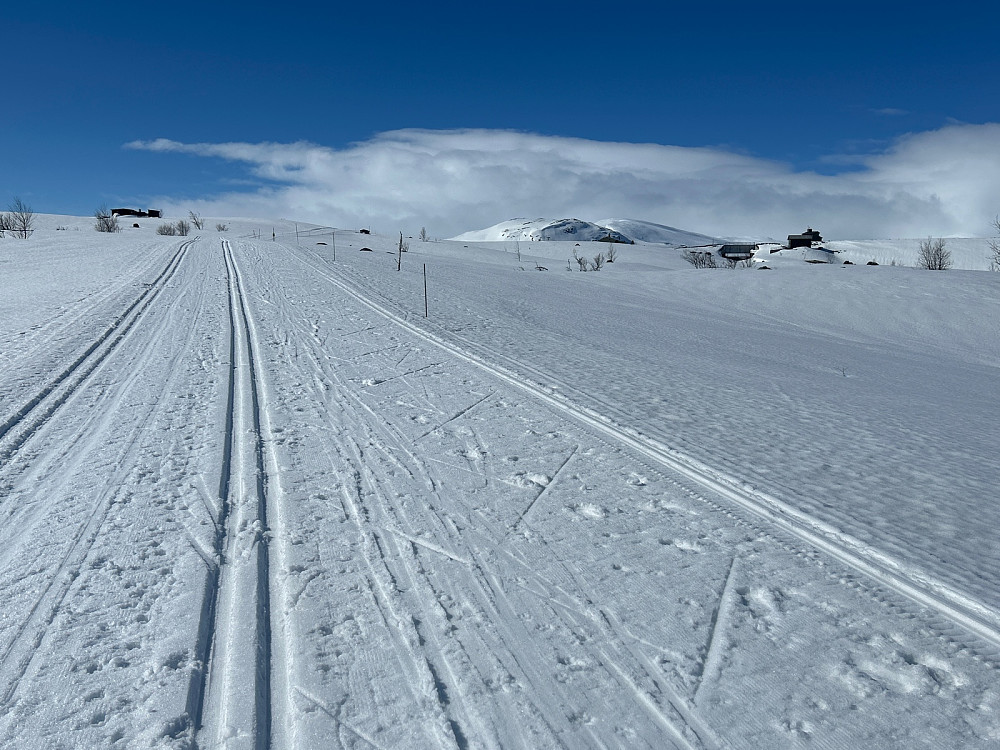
xmin=193 ymin=240 xmax=278 ymax=750
xmin=264 ymin=244 xmax=705 ymax=748
xmin=0 ymin=240 xmax=211 ymax=718
xmin=292 ymin=247 xmax=1000 ymax=661
xmin=0 ymin=240 xmax=175 ymax=385
xmin=0 ymin=238 xmax=195 ymax=467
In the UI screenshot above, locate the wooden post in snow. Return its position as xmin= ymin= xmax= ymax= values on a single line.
xmin=423 ymin=264 xmax=428 ymax=318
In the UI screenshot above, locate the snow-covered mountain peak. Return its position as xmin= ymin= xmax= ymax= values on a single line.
xmin=451 ymin=217 xmax=722 ymax=246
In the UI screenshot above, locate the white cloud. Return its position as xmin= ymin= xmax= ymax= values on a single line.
xmin=125 ymin=124 xmax=1000 ymax=239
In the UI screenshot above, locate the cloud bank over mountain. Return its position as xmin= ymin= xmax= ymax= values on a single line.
xmin=126 ymin=124 xmax=1000 ymax=239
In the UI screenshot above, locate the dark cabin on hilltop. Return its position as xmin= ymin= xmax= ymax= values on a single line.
xmin=787 ymin=227 xmax=823 ymax=248
xmin=112 ymin=208 xmax=162 ymax=218
xmin=718 ymin=243 xmax=757 ymax=260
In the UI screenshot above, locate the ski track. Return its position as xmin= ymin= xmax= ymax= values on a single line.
xmin=195 ymin=240 xmax=282 ymax=750
xmin=0 ymin=238 xmax=197 ymax=583
xmin=244 ymin=242 xmax=733 ymax=747
xmin=3 ymin=230 xmax=999 ymax=748
xmin=0 ymin=238 xmax=175 ymax=385
xmin=0 ymin=238 xmax=195 ymax=464
xmin=0 ymin=236 xmax=229 ymax=746
xmin=288 ymin=243 xmax=1000 ymax=663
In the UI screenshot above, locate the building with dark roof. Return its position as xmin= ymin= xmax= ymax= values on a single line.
xmin=787 ymin=227 xmax=823 ymax=248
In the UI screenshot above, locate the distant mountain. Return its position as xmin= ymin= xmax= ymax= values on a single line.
xmin=452 ymin=218 xmax=628 ymax=243
xmin=596 ymin=219 xmax=718 ymax=247
xmin=452 ymin=217 xmax=718 ymax=246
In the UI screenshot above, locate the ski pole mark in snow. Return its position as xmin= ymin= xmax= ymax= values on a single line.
xmin=386 ymin=527 xmax=471 ymax=566
xmin=693 ymin=555 xmax=738 ymax=705
xmin=359 ymin=361 xmax=442 ymax=388
xmin=292 ymin=687 xmax=390 ymax=750
xmin=416 ymin=390 xmax=495 ymax=441
xmin=508 ymin=445 xmax=578 ymax=536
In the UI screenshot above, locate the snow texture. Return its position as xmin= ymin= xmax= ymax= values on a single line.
xmin=1 ymin=214 xmax=999 ymax=749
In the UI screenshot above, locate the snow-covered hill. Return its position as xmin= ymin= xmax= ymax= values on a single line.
xmin=452 ymin=216 xmax=722 ymax=246
xmin=452 ymin=217 xmax=632 ymax=243
xmin=597 ymin=218 xmax=719 ymax=246
xmin=454 ymin=217 xmax=998 ymax=270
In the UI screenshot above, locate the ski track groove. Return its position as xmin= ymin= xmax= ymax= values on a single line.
xmin=289 ymin=244 xmax=1000 ymax=668
xmin=193 ymin=240 xmax=279 ymax=750
xmin=0 ymin=243 xmax=213 ymax=723
xmin=0 ymin=239 xmax=174 ymax=385
xmin=258 ymin=244 xmax=691 ymax=747
xmin=0 ymin=238 xmax=195 ymax=470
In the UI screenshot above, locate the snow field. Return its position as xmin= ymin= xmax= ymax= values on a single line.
xmin=0 ymin=220 xmax=998 ymax=747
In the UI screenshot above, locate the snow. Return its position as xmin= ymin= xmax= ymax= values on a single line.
xmin=453 ymin=216 xmax=720 ymax=247
xmin=596 ymin=219 xmax=719 ymax=247
xmin=1 ymin=216 xmax=999 ymax=748
xmin=452 ymin=218 xmax=633 ymax=245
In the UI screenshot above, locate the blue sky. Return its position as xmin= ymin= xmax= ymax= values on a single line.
xmin=5 ymin=1 xmax=1000 ymax=238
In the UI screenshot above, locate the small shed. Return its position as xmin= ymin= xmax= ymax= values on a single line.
xmin=787 ymin=227 xmax=823 ymax=248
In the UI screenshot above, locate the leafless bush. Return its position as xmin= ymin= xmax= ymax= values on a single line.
xmin=216 ymin=223 xmax=229 ymax=232
xmin=156 ymin=223 xmax=178 ymax=236
xmin=7 ymin=197 xmax=34 ymax=238
xmin=682 ymin=249 xmax=717 ymax=268
xmin=175 ymin=219 xmax=191 ymax=236
xmin=917 ymin=237 xmax=951 ymax=270
xmin=188 ymin=211 xmax=205 ymax=230
xmin=606 ymin=244 xmax=618 ymax=263
xmin=94 ymin=206 xmax=121 ymax=233
xmin=420 ymin=227 xmax=428 ymax=242
xmin=590 ymin=252 xmax=606 ymax=271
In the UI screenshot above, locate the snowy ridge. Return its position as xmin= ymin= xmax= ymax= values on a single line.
xmin=597 ymin=218 xmax=719 ymax=246
xmin=452 ymin=217 xmax=720 ymax=246
xmin=451 ymin=217 xmax=630 ymax=243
